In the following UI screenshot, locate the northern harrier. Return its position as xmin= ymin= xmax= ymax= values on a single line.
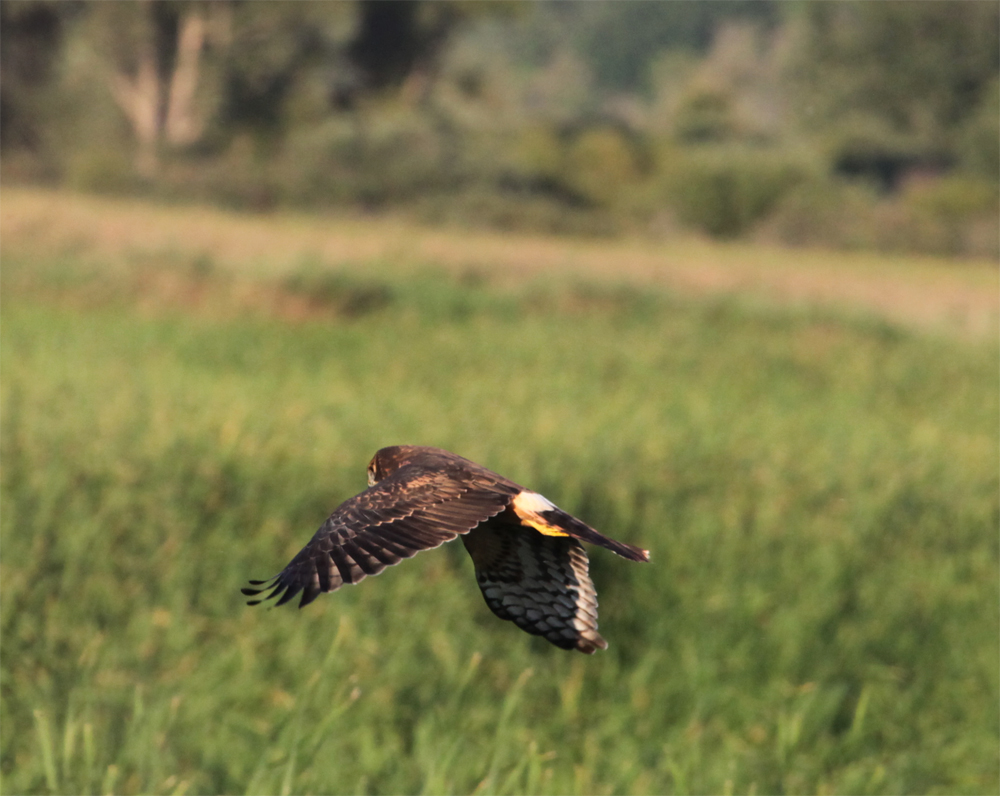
xmin=242 ymin=446 xmax=649 ymax=653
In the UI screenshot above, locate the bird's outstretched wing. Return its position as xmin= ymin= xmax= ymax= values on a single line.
xmin=462 ymin=517 xmax=607 ymax=653
xmin=242 ymin=465 xmax=517 ymax=608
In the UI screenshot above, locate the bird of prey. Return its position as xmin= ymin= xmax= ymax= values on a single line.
xmin=242 ymin=446 xmax=649 ymax=653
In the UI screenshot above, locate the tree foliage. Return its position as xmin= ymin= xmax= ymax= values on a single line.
xmin=791 ymin=1 xmax=999 ymax=187
xmin=0 ymin=0 xmax=68 ymax=150
xmin=0 ymin=0 xmax=996 ymax=255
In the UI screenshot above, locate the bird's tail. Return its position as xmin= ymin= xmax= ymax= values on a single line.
xmin=511 ymin=491 xmax=650 ymax=562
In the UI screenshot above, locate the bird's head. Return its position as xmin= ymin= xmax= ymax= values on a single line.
xmin=368 ymin=445 xmax=460 ymax=486
xmin=367 ymin=445 xmax=429 ymax=486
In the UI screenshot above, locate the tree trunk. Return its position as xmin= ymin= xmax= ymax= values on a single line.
xmin=164 ymin=7 xmax=206 ymax=146
xmin=110 ymin=39 xmax=160 ymax=178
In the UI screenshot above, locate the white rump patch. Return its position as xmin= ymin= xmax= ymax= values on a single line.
xmin=513 ymin=491 xmax=556 ymax=514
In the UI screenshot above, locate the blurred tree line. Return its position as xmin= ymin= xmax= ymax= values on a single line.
xmin=2 ymin=0 xmax=997 ymax=256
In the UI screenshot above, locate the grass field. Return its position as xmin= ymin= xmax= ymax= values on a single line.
xmin=2 ymin=191 xmax=998 ymax=795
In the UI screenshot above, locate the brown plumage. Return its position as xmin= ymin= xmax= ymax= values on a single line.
xmin=242 ymin=445 xmax=649 ymax=653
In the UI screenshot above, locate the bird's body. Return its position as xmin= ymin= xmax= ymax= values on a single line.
xmin=242 ymin=446 xmax=649 ymax=653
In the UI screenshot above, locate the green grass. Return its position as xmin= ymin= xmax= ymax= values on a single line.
xmin=2 ymin=255 xmax=997 ymax=795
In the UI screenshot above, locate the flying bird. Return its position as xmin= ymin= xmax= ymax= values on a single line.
xmin=242 ymin=446 xmax=649 ymax=653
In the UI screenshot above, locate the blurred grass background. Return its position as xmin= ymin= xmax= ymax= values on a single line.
xmin=2 ymin=191 xmax=998 ymax=795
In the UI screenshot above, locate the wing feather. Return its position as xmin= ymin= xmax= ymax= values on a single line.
xmin=361 ymin=528 xmax=421 ymax=559
xmin=354 ymin=536 xmax=403 ymax=567
xmin=329 ymin=545 xmax=364 ymax=585
xmin=316 ymin=557 xmax=333 ymax=592
xmin=273 ymin=580 xmax=303 ymax=608
xmin=341 ymin=539 xmax=390 ymax=576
